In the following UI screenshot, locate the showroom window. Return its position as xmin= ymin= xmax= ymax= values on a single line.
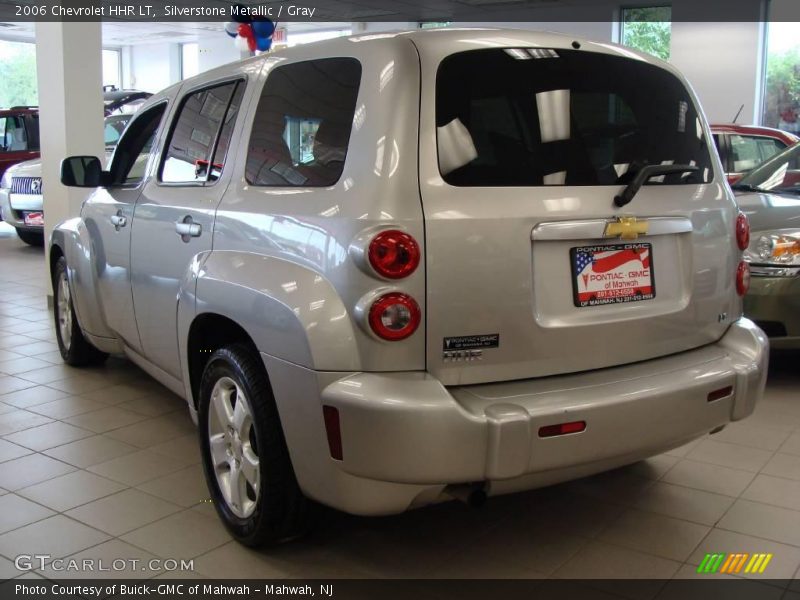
xmin=0 ymin=39 xmax=37 ymax=107
xmin=181 ymin=43 xmax=199 ymax=79
xmin=762 ymin=18 xmax=800 ymax=133
xmin=620 ymin=6 xmax=672 ymax=60
xmin=161 ymin=80 xmax=244 ymax=184
xmin=102 ymin=49 xmax=121 ymax=89
xmin=436 ymin=48 xmax=712 ymax=187
xmin=246 ymin=58 xmax=362 ymax=187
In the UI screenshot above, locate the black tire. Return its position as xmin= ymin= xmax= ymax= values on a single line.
xmin=198 ymin=343 xmax=312 ymax=547
xmin=16 ymin=228 xmax=44 ymax=247
xmin=52 ymin=256 xmax=108 ymax=367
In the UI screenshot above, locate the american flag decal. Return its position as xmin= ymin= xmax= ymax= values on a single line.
xmin=571 ymin=243 xmax=655 ymax=307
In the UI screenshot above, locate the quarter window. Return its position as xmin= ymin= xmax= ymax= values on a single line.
xmin=161 ymin=80 xmax=243 ymax=184
xmin=0 ymin=116 xmax=28 ymax=152
xmin=729 ymin=134 xmax=785 ymax=173
xmin=246 ymin=57 xmax=361 ymax=187
xmin=110 ymin=104 xmax=166 ymax=186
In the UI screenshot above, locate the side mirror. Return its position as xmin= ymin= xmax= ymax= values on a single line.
xmin=60 ymin=156 xmax=109 ymax=188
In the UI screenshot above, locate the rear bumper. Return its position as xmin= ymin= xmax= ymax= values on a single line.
xmin=268 ymin=318 xmax=767 ymax=515
xmin=745 ymin=275 xmax=800 ymax=349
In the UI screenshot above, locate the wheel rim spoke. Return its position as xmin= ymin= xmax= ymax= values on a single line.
xmin=232 ymin=389 xmax=251 ymax=438
xmin=209 ymin=433 xmax=229 ymax=468
xmin=211 ymin=384 xmax=234 ymax=428
xmin=241 ymin=447 xmax=260 ymax=495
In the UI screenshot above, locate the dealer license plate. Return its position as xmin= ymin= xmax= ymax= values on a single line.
xmin=571 ymin=243 xmax=655 ymax=308
xmin=23 ymin=212 xmax=44 ymax=227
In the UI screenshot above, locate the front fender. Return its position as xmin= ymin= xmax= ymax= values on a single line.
xmin=50 ymin=218 xmax=115 ymax=340
xmin=192 ymin=251 xmax=360 ymax=371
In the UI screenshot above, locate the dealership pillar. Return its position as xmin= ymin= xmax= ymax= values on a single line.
xmin=34 ymin=21 xmax=104 ymax=291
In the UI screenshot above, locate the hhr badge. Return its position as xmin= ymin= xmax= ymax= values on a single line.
xmin=604 ymin=216 xmax=649 ymax=240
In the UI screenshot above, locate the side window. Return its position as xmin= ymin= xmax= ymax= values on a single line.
xmin=730 ymin=135 xmax=763 ymax=173
xmin=756 ymin=137 xmax=785 ymax=163
xmin=0 ymin=116 xmax=28 ymax=152
xmin=110 ymin=104 xmax=167 ymax=186
xmin=246 ymin=57 xmax=362 ymax=187
xmin=160 ymin=81 xmax=241 ymax=184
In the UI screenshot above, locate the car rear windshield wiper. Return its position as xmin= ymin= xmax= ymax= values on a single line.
xmin=614 ymin=164 xmax=699 ymax=207
xmin=730 ymin=183 xmax=768 ymax=193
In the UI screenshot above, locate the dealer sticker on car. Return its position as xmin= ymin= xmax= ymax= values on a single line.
xmin=571 ymin=243 xmax=655 ymax=307
xmin=23 ymin=212 xmax=44 ymax=227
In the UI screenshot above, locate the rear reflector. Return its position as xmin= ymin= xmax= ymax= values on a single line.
xmin=707 ymin=386 xmax=733 ymax=402
xmin=538 ymin=421 xmax=586 ymax=438
xmin=736 ymin=261 xmax=750 ymax=296
xmin=322 ymin=405 xmax=343 ymax=460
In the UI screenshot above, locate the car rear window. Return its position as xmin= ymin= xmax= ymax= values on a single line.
xmin=436 ymin=48 xmax=714 ymax=187
xmin=246 ymin=57 xmax=361 ymax=187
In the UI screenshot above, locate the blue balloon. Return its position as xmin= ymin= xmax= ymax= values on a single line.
xmin=252 ymin=19 xmax=275 ymax=39
xmin=256 ymin=36 xmax=273 ymax=52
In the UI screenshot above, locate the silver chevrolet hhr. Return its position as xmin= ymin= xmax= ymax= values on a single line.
xmin=51 ymin=28 xmax=769 ymax=546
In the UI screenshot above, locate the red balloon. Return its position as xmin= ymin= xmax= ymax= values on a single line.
xmin=247 ymin=35 xmax=256 ymax=52
xmin=237 ymin=23 xmax=253 ymax=39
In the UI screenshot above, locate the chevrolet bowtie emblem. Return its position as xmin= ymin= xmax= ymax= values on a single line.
xmin=604 ymin=216 xmax=649 ymax=240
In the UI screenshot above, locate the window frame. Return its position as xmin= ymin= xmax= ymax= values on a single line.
xmin=157 ymin=76 xmax=247 ymax=188
xmin=244 ymin=57 xmax=362 ymax=189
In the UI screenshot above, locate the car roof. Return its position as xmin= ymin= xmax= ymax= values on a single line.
xmin=134 ymin=27 xmax=685 ymax=117
xmin=710 ymin=124 xmax=800 ymax=144
xmin=0 ymin=107 xmax=38 ymax=116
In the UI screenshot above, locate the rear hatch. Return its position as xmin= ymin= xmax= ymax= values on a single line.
xmin=418 ymin=41 xmax=739 ymax=386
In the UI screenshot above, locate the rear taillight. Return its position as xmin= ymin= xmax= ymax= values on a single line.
xmin=736 ymin=212 xmax=750 ymax=251
xmin=736 ymin=261 xmax=750 ymax=296
xmin=368 ymin=292 xmax=421 ymax=341
xmin=368 ymin=230 xmax=420 ymax=279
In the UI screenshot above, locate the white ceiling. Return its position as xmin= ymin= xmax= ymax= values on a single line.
xmin=0 ymin=21 xmax=352 ymax=46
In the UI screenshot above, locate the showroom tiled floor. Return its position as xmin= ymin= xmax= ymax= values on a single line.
xmin=0 ymin=222 xmax=800 ymax=592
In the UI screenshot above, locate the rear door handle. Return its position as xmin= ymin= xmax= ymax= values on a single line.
xmin=110 ymin=211 xmax=127 ymax=230
xmin=175 ymin=217 xmax=202 ymax=240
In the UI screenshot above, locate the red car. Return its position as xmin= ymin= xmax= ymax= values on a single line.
xmin=0 ymin=106 xmax=40 ymax=181
xmin=711 ymin=124 xmax=799 ymax=184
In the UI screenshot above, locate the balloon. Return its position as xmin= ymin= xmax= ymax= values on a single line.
xmin=252 ymin=20 xmax=275 ymax=39
xmin=234 ymin=35 xmax=250 ymax=52
xmin=247 ymin=34 xmax=257 ymax=52
xmin=224 ymin=21 xmax=238 ymax=38
xmin=256 ymin=36 xmax=272 ymax=52
xmin=237 ymin=23 xmax=253 ymax=39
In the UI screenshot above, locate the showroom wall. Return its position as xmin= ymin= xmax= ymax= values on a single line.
xmin=124 ymin=42 xmax=180 ymax=93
